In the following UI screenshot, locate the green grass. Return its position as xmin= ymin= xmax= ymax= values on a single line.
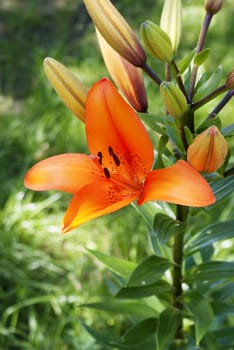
xmin=0 ymin=0 xmax=234 ymax=348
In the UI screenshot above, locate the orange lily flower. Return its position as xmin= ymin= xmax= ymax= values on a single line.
xmin=24 ymin=79 xmax=215 ymax=233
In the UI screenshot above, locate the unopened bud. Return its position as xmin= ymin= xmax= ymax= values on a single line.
xmin=226 ymin=69 xmax=234 ymax=90
xmin=187 ymin=126 xmax=228 ymax=173
xmin=96 ymin=29 xmax=147 ymax=112
xmin=160 ymin=81 xmax=188 ymax=118
xmin=205 ymin=0 xmax=224 ymax=14
xmin=44 ymin=57 xmax=88 ymax=122
xmin=140 ymin=20 xmax=173 ymax=63
xmin=83 ymin=0 xmax=146 ymax=67
xmin=160 ymin=0 xmax=182 ymax=52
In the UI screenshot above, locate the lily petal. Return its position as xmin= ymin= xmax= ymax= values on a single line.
xmin=85 ymin=78 xmax=154 ymax=181
xmin=62 ymin=181 xmax=140 ymax=232
xmin=139 ymin=160 xmax=215 ymax=207
xmin=24 ymin=154 xmax=103 ymax=193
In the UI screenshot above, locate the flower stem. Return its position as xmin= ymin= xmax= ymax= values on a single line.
xmin=192 ymin=84 xmax=227 ymax=111
xmin=188 ymin=12 xmax=213 ymax=103
xmin=207 ymin=89 xmax=234 ymax=119
xmin=142 ymin=62 xmax=162 ymax=86
xmin=173 ymin=205 xmax=188 ymax=340
xmin=171 ymin=60 xmax=189 ymax=102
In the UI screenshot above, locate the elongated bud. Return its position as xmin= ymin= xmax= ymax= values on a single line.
xmin=160 ymin=0 xmax=182 ymax=52
xmin=205 ymin=0 xmax=224 ymax=14
xmin=187 ymin=126 xmax=228 ymax=173
xmin=96 ymin=29 xmax=147 ymax=112
xmin=160 ymin=81 xmax=188 ymax=118
xmin=140 ymin=21 xmax=173 ymax=63
xmin=226 ymin=69 xmax=234 ymax=90
xmin=44 ymin=57 xmax=88 ymax=122
xmin=82 ymin=0 xmax=146 ymax=67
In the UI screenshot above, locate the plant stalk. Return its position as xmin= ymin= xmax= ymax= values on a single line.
xmin=173 ymin=205 xmax=189 ymax=340
xmin=142 ymin=62 xmax=162 ymax=86
xmin=188 ymin=12 xmax=213 ymax=102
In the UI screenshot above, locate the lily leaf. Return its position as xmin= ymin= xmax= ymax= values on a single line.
xmin=156 ymin=307 xmax=181 ymax=350
xmin=116 ymin=280 xmax=172 ymax=299
xmin=185 ymin=220 xmax=234 ymax=255
xmin=185 ymin=261 xmax=234 ymax=282
xmin=193 ymin=66 xmax=222 ymax=102
xmin=86 ymin=249 xmax=136 ymax=279
xmin=193 ymin=48 xmax=211 ymax=66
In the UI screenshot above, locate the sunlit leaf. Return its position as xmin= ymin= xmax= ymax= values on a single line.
xmin=86 ymin=249 xmax=136 ymax=279
xmin=193 ymin=66 xmax=222 ymax=101
xmin=178 ymin=49 xmax=195 ymax=74
xmin=126 ymin=255 xmax=171 ymax=287
xmin=193 ymin=48 xmax=211 ymax=66
xmin=185 ymin=220 xmax=234 ymax=255
xmin=80 ymin=299 xmax=156 ymax=319
xmin=156 ymin=307 xmax=181 ymax=350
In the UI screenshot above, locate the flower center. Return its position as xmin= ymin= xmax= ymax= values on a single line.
xmin=97 ymin=146 xmax=142 ymax=192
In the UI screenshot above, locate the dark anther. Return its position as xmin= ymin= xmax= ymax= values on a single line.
xmin=108 ymin=146 xmax=113 ymax=156
xmin=108 ymin=146 xmax=120 ymax=166
xmin=112 ymin=153 xmax=120 ymax=166
xmin=97 ymin=151 xmax=103 ymax=165
xmin=103 ymin=167 xmax=111 ymax=179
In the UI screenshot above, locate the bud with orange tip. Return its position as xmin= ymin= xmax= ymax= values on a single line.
xmin=187 ymin=125 xmax=228 ymax=173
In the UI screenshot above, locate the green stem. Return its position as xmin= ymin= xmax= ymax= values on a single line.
xmin=192 ymin=84 xmax=227 ymax=111
xmin=173 ymin=205 xmax=189 ymax=340
xmin=171 ymin=60 xmax=189 ymax=102
xmin=188 ymin=12 xmax=213 ymax=103
xmin=207 ymin=89 xmax=234 ymax=119
xmin=142 ymin=62 xmax=162 ymax=86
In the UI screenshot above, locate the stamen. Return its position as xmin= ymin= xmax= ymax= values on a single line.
xmin=103 ymin=167 xmax=111 ymax=179
xmin=97 ymin=151 xmax=103 ymax=165
xmin=108 ymin=146 xmax=120 ymax=166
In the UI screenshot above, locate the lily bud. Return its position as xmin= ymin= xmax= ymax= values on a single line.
xmin=187 ymin=126 xmax=228 ymax=173
xmin=160 ymin=81 xmax=188 ymax=118
xmin=205 ymin=0 xmax=224 ymax=14
xmin=226 ymin=69 xmax=234 ymax=90
xmin=140 ymin=20 xmax=173 ymax=63
xmin=96 ymin=29 xmax=148 ymax=112
xmin=82 ymin=0 xmax=146 ymax=67
xmin=44 ymin=57 xmax=88 ymax=122
xmin=160 ymin=0 xmax=182 ymax=52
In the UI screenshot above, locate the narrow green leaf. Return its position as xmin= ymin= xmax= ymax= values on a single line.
xmin=185 ymin=220 xmax=234 ymax=255
xmin=80 ymin=299 xmax=156 ymax=319
xmin=184 ymin=126 xmax=194 ymax=145
xmin=156 ymin=307 xmax=181 ymax=350
xmin=116 ymin=280 xmax=172 ymax=299
xmin=211 ymin=302 xmax=234 ymax=316
xmin=185 ymin=261 xmax=234 ymax=282
xmin=214 ymin=327 xmax=234 ymax=347
xmin=210 ymin=176 xmax=234 ymax=202
xmin=140 ymin=113 xmax=166 ymax=134
xmin=178 ymin=49 xmax=195 ymax=74
xmin=166 ymin=122 xmax=185 ymax=153
xmin=126 ymin=255 xmax=171 ymax=287
xmin=124 ymin=318 xmax=157 ymax=346
xmin=193 ymin=66 xmax=222 ymax=101
xmin=221 ymin=123 xmax=234 ymax=136
xmin=193 ymin=48 xmax=211 ymax=66
xmin=184 ymin=292 xmax=214 ymax=344
xmin=86 ymin=249 xmax=136 ymax=279
xmin=153 ymin=213 xmax=184 ymax=245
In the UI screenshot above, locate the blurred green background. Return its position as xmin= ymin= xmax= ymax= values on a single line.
xmin=0 ymin=0 xmax=233 ymax=349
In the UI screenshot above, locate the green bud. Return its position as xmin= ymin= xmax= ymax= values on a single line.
xmin=160 ymin=0 xmax=182 ymax=52
xmin=160 ymin=81 xmax=188 ymax=118
xmin=140 ymin=20 xmax=173 ymax=63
